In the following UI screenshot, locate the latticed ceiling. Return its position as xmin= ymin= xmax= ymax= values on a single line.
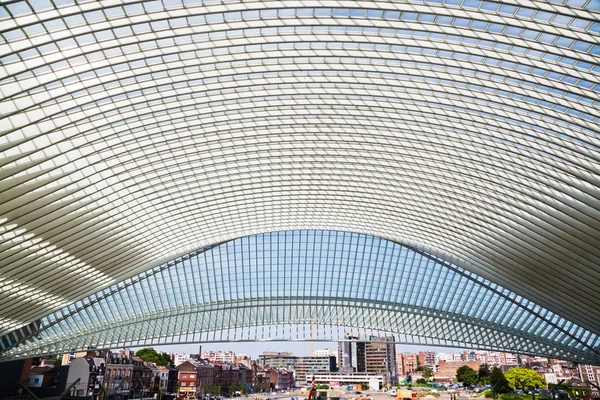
xmin=1 ymin=231 xmax=600 ymax=363
xmin=0 ymin=0 xmax=599 ymax=362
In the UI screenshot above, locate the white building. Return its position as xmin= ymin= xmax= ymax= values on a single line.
xmin=435 ymin=353 xmax=462 ymax=362
xmin=313 ymin=349 xmax=338 ymax=357
xmin=173 ymin=354 xmax=191 ymax=366
xmin=543 ymin=371 xmax=558 ymax=385
xmin=156 ymin=366 xmax=171 ymax=391
xmin=203 ymin=351 xmax=235 ymax=363
xmin=313 ymin=372 xmax=389 ymax=390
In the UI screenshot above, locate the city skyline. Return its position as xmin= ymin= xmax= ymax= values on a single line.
xmin=135 ymin=342 xmax=480 ymax=360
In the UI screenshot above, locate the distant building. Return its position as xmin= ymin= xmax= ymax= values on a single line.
xmin=578 ymin=364 xmax=600 ymax=397
xmin=203 ymin=351 xmax=235 ymax=363
xmin=313 ymin=349 xmax=338 ymax=358
xmin=255 ymin=368 xmax=277 ymax=391
xmin=258 ymin=352 xmax=336 ymax=385
xmin=339 ymin=335 xmax=366 ymax=373
xmin=277 ymin=369 xmax=295 ymax=389
xmin=155 ymin=366 xmax=173 ymax=393
xmin=499 ymin=353 xmax=519 ymax=366
xmin=396 ymin=353 xmax=418 ymax=377
xmin=339 ymin=335 xmax=396 ymax=379
xmin=463 ymin=351 xmax=477 ymax=363
xmin=236 ymin=353 xmax=252 ymax=368
xmin=312 ymin=371 xmax=390 ymax=390
xmin=433 ymin=360 xmax=481 ymax=382
xmin=104 ymin=350 xmax=135 ymax=396
xmin=436 ymin=353 xmax=463 ymax=362
xmin=295 ymin=356 xmax=337 ymax=385
xmin=173 ymin=354 xmax=191 ymax=366
xmin=259 ymin=352 xmax=296 ymax=369
xmin=419 ymin=352 xmax=437 ymax=366
xmin=177 ymin=360 xmax=201 ymax=395
xmin=365 ymin=338 xmax=396 ymax=379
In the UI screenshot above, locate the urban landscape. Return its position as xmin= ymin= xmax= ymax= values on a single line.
xmin=3 ymin=334 xmax=600 ymax=400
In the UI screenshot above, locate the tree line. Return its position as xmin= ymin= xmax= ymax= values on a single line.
xmin=456 ymin=364 xmax=546 ymax=394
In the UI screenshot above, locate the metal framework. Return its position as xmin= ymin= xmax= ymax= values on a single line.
xmin=0 ymin=0 xmax=599 ymax=362
xmin=1 ymin=230 xmax=599 ymax=363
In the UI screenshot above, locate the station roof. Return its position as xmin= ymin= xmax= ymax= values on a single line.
xmin=0 ymin=0 xmax=598 ymax=361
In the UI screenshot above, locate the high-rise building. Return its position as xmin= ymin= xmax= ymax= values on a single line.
xmin=338 ymin=335 xmax=396 ymax=379
xmin=366 ymin=337 xmax=397 ymax=378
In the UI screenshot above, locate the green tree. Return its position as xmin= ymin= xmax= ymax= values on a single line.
xmin=490 ymin=367 xmax=510 ymax=395
xmin=417 ymin=366 xmax=434 ymax=380
xmin=456 ymin=365 xmax=479 ymax=387
xmin=504 ymin=368 xmax=546 ymax=392
xmin=479 ymin=364 xmax=491 ymax=385
xmin=202 ymin=383 xmax=213 ymax=395
xmin=135 ymin=348 xmax=171 ymax=366
xmin=212 ymin=385 xmax=222 ymax=395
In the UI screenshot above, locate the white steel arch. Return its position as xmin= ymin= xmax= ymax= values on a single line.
xmin=0 ymin=0 xmax=599 ymax=358
xmin=1 ymin=231 xmax=599 ymax=364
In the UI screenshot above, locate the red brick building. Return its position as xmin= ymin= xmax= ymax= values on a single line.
xmin=177 ymin=360 xmax=200 ymax=396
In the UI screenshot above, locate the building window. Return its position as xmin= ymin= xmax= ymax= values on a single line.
xmin=181 ymin=382 xmax=186 ymax=387
xmin=190 ymin=374 xmax=195 ymax=378
xmin=34 ymin=378 xmax=40 ymax=384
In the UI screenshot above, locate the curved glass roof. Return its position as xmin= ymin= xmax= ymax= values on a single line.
xmin=1 ymin=230 xmax=599 ymax=363
xmin=0 ymin=0 xmax=599 ymax=360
